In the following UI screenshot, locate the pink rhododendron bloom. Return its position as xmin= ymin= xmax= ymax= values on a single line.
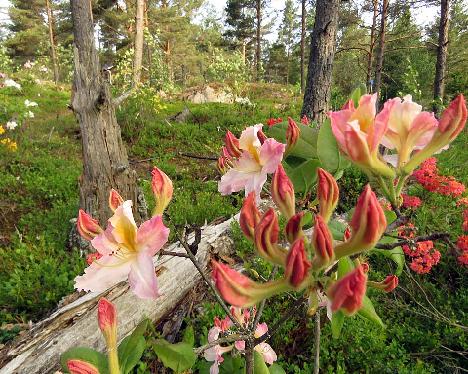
xmin=328 ymin=94 xmax=394 ymax=177
xmin=204 ymin=325 xmax=234 ymax=374
xmin=218 ymin=124 xmax=285 ymax=200
xmin=75 ymin=200 xmax=169 ymax=299
xmin=66 ymin=359 xmax=99 ymax=374
xmin=381 ymin=95 xmax=438 ymax=166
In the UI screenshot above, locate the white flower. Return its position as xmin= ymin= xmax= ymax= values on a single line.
xmin=6 ymin=120 xmax=18 ymax=130
xmin=27 ymin=111 xmax=34 ymax=118
xmin=39 ymin=66 xmax=48 ymax=72
xmin=24 ymin=99 xmax=38 ymax=107
xmin=4 ymin=79 xmax=21 ymax=90
xmin=23 ymin=60 xmax=34 ymax=69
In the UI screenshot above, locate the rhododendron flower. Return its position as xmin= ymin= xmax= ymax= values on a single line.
xmin=311 ymin=215 xmax=334 ymax=270
xmin=75 ymin=200 xmax=169 ymax=299
xmin=285 ymin=238 xmax=311 ymax=289
xmin=328 ymin=94 xmax=395 ymax=177
xmin=151 ymin=167 xmax=173 ymax=215
xmin=334 ymin=185 xmax=387 ymax=258
xmin=381 ymin=95 xmax=438 ymax=166
xmin=458 ymin=252 xmax=468 ymax=267
xmin=254 ymin=208 xmax=287 ymax=265
xmin=212 ymin=260 xmax=288 ymax=307
xmin=266 ymin=117 xmax=282 ymax=127
xmin=285 ymin=211 xmax=304 ymax=243
xmin=66 ymin=359 xmax=99 ymax=374
xmin=463 ymin=210 xmax=468 ymax=232
xmin=271 ymin=164 xmax=295 ymax=219
xmin=253 ymin=323 xmax=277 ymax=365
xmin=401 ymin=193 xmax=422 ymax=209
xmin=317 ymin=168 xmax=339 ymax=222
xmin=457 ymin=235 xmax=468 ymax=252
xmin=239 ymin=192 xmax=261 ymax=241
xmin=218 ymin=124 xmax=285 ymax=200
xmin=204 ymin=325 xmax=234 ymax=374
xmin=368 ymin=275 xmax=398 ymax=292
xmin=327 ymin=265 xmax=368 ymax=315
xmin=403 ymin=95 xmax=467 ymax=173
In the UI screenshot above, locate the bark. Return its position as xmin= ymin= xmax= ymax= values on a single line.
xmin=433 ymin=0 xmax=450 ymax=111
xmin=374 ymin=0 xmax=388 ymax=103
xmin=70 ymin=0 xmax=142 ymax=225
xmin=300 ymin=0 xmax=306 ymax=93
xmin=0 ymin=216 xmax=238 ymax=374
xmin=45 ymin=0 xmax=59 ymax=84
xmin=133 ymin=0 xmax=145 ymax=86
xmin=255 ymin=0 xmax=261 ymax=80
xmin=366 ymin=0 xmax=378 ymax=92
xmin=301 ymin=0 xmax=340 ymax=126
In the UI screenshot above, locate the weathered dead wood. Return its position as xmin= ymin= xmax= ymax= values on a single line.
xmin=0 ymin=215 xmax=238 ymax=374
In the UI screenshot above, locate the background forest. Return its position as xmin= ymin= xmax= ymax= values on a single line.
xmin=0 ymin=0 xmax=467 ymax=373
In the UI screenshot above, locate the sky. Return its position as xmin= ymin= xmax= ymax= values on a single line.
xmin=0 ymin=0 xmax=439 ymax=40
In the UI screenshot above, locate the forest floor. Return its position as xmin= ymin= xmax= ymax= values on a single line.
xmin=0 ymin=82 xmax=467 ymax=372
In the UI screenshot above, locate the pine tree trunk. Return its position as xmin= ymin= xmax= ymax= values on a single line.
xmin=133 ymin=0 xmax=145 ymax=86
xmin=301 ymin=0 xmax=340 ymax=126
xmin=366 ymin=0 xmax=378 ymax=92
xmin=433 ymin=0 xmax=450 ymax=112
xmin=46 ymin=0 xmax=59 ymax=85
xmin=374 ymin=0 xmax=388 ymax=103
xmin=255 ymin=0 xmax=261 ymax=80
xmin=300 ymin=0 xmax=306 ymax=94
xmin=70 ymin=0 xmax=142 ymax=225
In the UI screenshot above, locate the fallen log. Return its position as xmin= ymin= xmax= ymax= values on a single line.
xmin=0 ymin=215 xmax=238 ymax=374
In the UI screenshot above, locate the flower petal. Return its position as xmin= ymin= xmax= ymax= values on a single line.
xmin=75 ymin=254 xmax=131 ymax=293
xmin=128 ymin=253 xmax=160 ymax=299
xmin=259 ymin=138 xmax=285 ymax=174
xmin=108 ymin=200 xmax=137 ymax=247
xmin=255 ymin=342 xmax=277 ymax=365
xmin=91 ymin=224 xmax=120 ymax=255
xmin=136 ymin=215 xmax=170 ymax=256
xmin=239 ymin=124 xmax=263 ymax=151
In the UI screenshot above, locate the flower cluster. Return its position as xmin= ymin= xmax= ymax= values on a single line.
xmin=401 ymin=193 xmax=422 ymax=209
xmin=213 ymin=162 xmax=391 ymax=316
xmin=75 ymin=167 xmax=173 ymax=299
xmin=398 ymin=224 xmax=441 ymax=274
xmin=412 ymin=157 xmax=466 ymax=198
xmin=204 ymin=307 xmax=277 ymax=373
xmin=456 ymin=235 xmax=468 ymax=267
xmin=266 ymin=117 xmax=282 ymax=127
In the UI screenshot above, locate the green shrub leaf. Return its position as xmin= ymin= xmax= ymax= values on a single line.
xmin=152 ymin=339 xmax=196 ymax=373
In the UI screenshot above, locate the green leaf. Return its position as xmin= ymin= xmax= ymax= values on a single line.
xmin=152 ymin=339 xmax=196 ymax=373
xmin=267 ymin=121 xmax=318 ymax=159
xmin=317 ymin=118 xmax=340 ymax=173
xmin=372 ymin=246 xmax=405 ymax=276
xmin=337 ymin=257 xmax=354 ymax=278
xmin=358 ymin=296 xmax=385 ymax=328
xmin=349 ymin=84 xmax=368 ymax=107
xmin=328 ymin=219 xmax=347 ymax=240
xmin=219 ymin=355 xmax=245 ymax=374
xmin=254 ymin=351 xmax=270 ymax=374
xmin=331 ymin=310 xmax=345 ymax=339
xmin=182 ymin=325 xmax=195 ymax=347
xmin=118 ymin=319 xmax=148 ymax=374
xmin=383 ymin=210 xmax=397 ymax=226
xmin=269 ymin=363 xmax=287 ymax=373
xmin=60 ymin=347 xmax=108 ymax=373
xmin=283 ymin=158 xmax=322 ymax=194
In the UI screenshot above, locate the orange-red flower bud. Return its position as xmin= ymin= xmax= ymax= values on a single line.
xmin=240 ymin=192 xmax=261 ymax=241
xmin=285 ymin=211 xmax=304 ymax=244
xmin=97 ymin=298 xmax=117 ymax=352
xmin=67 ymin=359 xmax=100 ymax=374
xmin=151 ymin=167 xmax=173 ymax=215
xmin=254 ymin=208 xmax=287 ymax=265
xmin=311 ymin=215 xmax=334 ymax=269
xmin=225 ymin=130 xmax=242 ymax=158
xmin=334 ymin=185 xmax=386 ymax=258
xmin=317 ymin=168 xmax=339 ymax=222
xmin=98 ymin=297 xmax=117 ymax=334
xmin=108 ymin=189 xmax=124 ymax=212
xmin=212 ymin=260 xmax=288 ymax=307
xmin=301 ymin=115 xmax=310 ymax=125
xmin=271 ymin=164 xmax=295 ymax=219
xmin=285 ymin=238 xmax=311 ymax=289
xmin=438 ymin=94 xmax=467 ymax=140
xmin=327 ymin=265 xmax=367 ymax=315
xmin=77 ymin=209 xmax=103 ymax=241
xmin=286 ymin=117 xmax=300 ymax=152
xmin=368 ymin=275 xmax=398 ymax=293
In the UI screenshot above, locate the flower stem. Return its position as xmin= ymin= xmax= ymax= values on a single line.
xmin=313 ymin=309 xmax=321 ymax=374
xmin=107 ymin=346 xmax=120 ymax=374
